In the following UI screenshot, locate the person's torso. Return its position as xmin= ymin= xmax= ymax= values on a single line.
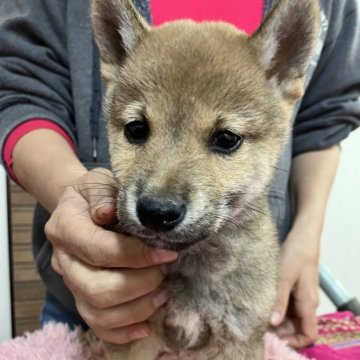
xmin=33 ymin=0 xmax=334 ymax=313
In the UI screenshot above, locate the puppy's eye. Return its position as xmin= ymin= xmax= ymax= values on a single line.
xmin=210 ymin=130 xmax=243 ymax=154
xmin=124 ymin=120 xmax=149 ymax=144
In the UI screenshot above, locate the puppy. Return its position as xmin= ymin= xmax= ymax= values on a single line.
xmin=91 ymin=0 xmax=319 ymax=358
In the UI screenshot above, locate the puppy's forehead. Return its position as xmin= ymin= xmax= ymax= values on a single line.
xmin=113 ymin=21 xmax=278 ymax=134
xmin=124 ymin=21 xmax=266 ymax=99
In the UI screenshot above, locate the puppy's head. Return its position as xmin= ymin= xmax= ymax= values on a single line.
xmin=92 ymin=0 xmax=319 ymax=250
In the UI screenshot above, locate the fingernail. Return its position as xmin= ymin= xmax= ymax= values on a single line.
xmin=271 ymin=311 xmax=281 ymax=326
xmin=153 ymin=288 xmax=170 ymax=308
xmin=151 ymin=249 xmax=178 ymax=264
xmin=129 ymin=328 xmax=149 ymax=341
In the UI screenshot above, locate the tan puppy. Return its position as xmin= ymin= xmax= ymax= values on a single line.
xmin=91 ymin=0 xmax=319 ymax=359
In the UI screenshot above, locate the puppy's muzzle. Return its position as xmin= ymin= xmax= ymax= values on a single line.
xmin=136 ymin=196 xmax=187 ymax=232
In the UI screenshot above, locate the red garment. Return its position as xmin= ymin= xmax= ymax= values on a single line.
xmin=2 ymin=119 xmax=75 ymax=185
xmin=151 ymin=0 xmax=263 ymax=34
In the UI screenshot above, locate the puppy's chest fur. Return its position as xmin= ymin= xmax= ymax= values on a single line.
xmin=106 ymin=215 xmax=278 ymax=360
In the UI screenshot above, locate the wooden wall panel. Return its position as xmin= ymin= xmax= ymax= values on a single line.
xmin=10 ymin=181 xmax=46 ymax=336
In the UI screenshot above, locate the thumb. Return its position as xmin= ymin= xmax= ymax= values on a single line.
xmin=76 ymin=168 xmax=118 ymax=225
xmin=271 ymin=278 xmax=292 ymax=327
xmin=91 ymin=197 xmax=117 ymax=225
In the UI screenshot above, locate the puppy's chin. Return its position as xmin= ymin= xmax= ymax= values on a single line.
xmin=118 ymin=223 xmax=208 ymax=251
xmin=136 ymin=235 xmax=202 ymax=251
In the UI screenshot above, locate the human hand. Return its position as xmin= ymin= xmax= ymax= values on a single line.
xmin=45 ymin=168 xmax=178 ymax=344
xmin=270 ymin=226 xmax=320 ymax=349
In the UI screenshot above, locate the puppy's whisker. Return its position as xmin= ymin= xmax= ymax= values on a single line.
xmin=90 ymin=169 xmax=119 ymax=180
xmin=270 ymin=165 xmax=289 ymax=173
xmin=60 ymin=183 xmax=121 ymax=193
xmin=61 ymin=195 xmax=118 ymax=204
xmin=227 ymin=202 xmax=275 ymax=221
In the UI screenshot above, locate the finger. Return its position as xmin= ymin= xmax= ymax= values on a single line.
xmin=94 ymin=323 xmax=151 ymax=345
xmin=46 ymin=211 xmax=178 ymax=268
xmin=282 ymin=328 xmax=317 ymax=349
xmin=272 ymin=313 xmax=315 ymax=349
xmin=288 ymin=286 xmax=318 ymax=348
xmin=271 ymin=317 xmax=296 ymax=338
xmin=283 ymin=333 xmax=315 ymax=349
xmin=75 ymin=168 xmax=118 ymax=225
xmin=297 ymin=304 xmax=318 ymax=346
xmin=275 ymin=288 xmax=318 ymax=348
xmin=271 ymin=277 xmax=293 ymax=327
xmin=76 ymin=287 xmax=170 ymax=330
xmin=59 ymin=252 xmax=167 ymax=308
xmin=77 ymin=168 xmax=118 ymax=207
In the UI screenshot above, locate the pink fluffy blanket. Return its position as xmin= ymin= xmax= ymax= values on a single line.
xmin=0 ymin=323 xmax=307 ymax=360
xmin=2 ymin=312 xmax=360 ymax=359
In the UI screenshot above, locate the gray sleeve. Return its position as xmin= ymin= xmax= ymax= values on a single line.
xmin=0 ymin=0 xmax=77 ymax=165
xmin=293 ymin=0 xmax=360 ymax=157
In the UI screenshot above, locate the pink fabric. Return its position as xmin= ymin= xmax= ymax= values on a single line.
xmin=2 ymin=119 xmax=76 ymax=185
xmin=0 ymin=323 xmax=307 ymax=360
xmin=0 ymin=323 xmax=104 ymax=360
xmin=299 ymin=312 xmax=360 ymax=360
xmin=300 ymin=345 xmax=360 ymax=360
xmin=151 ymin=0 xmax=263 ymax=34
xmin=265 ymin=333 xmax=310 ymax=360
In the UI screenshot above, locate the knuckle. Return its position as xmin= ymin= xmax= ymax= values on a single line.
xmin=310 ymin=295 xmax=320 ymax=308
xmin=45 ymin=213 xmax=69 ymax=248
xmin=50 ymin=254 xmax=61 ymax=274
xmin=83 ymin=288 xmax=103 ymax=308
xmin=91 ymin=297 xmax=109 ymax=310
xmin=89 ymin=314 xmax=108 ymax=329
xmin=83 ymin=285 xmax=112 ymax=310
xmin=299 ymin=291 xmax=319 ymax=309
xmin=44 ymin=218 xmax=58 ymax=242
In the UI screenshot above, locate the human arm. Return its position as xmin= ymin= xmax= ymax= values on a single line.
xmin=271 ymin=145 xmax=340 ymax=348
xmin=1 ymin=1 xmax=176 ymax=344
xmin=12 ymin=129 xmax=177 ymax=343
xmin=270 ymin=0 xmax=360 ymax=347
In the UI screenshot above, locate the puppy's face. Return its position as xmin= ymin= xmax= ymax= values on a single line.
xmin=92 ymin=0 xmax=319 ymax=250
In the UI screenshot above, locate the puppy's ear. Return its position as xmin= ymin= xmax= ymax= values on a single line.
xmin=250 ymin=0 xmax=319 ymax=102
xmin=91 ymin=0 xmax=150 ymax=83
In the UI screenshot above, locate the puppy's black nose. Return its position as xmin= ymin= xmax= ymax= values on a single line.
xmin=136 ymin=197 xmax=186 ymax=232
